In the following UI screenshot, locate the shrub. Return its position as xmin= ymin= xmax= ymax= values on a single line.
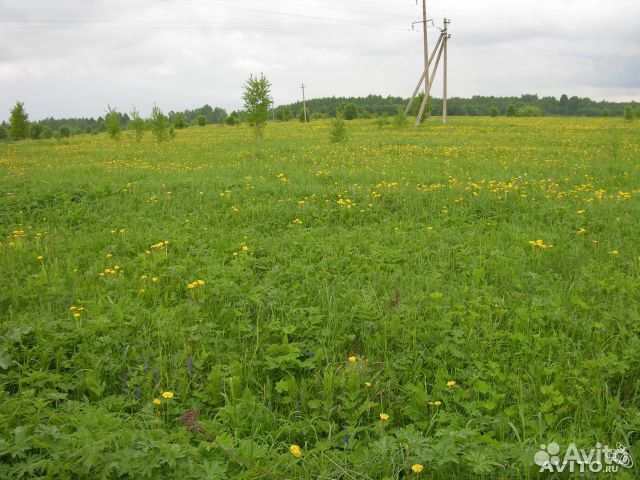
xmin=30 ymin=123 xmax=44 ymax=140
xmin=299 ymin=109 xmax=309 ymax=122
xmin=85 ymin=126 xmax=93 ymax=134
xmin=0 ymin=126 xmax=7 ymax=141
xmin=506 ymin=104 xmax=516 ymax=117
xmin=41 ymin=126 xmax=53 ymax=139
xmin=150 ymin=105 xmax=170 ymax=141
xmin=329 ymin=115 xmax=347 ymax=143
xmin=105 ymin=106 xmax=121 ymax=140
xmin=394 ymin=106 xmax=407 ymax=128
xmin=517 ymin=105 xmax=542 ymax=117
xmin=242 ymin=73 xmax=272 ymax=139
xmin=226 ymin=111 xmax=240 ymax=126
xmin=130 ymin=108 xmax=145 ymax=142
xmin=9 ymin=101 xmax=29 ymax=140
xmin=624 ymin=106 xmax=634 ymax=121
xmin=490 ymin=107 xmax=499 ymax=117
xmin=602 ymin=109 xmax=610 ymax=117
xmin=338 ymin=102 xmax=358 ymax=120
xmin=59 ymin=125 xmax=71 ymax=138
xmin=197 ymin=115 xmax=206 ymax=127
xmin=276 ymin=106 xmax=292 ymax=122
xmin=173 ymin=113 xmax=186 ymax=129
xmin=375 ymin=114 xmax=389 ymax=128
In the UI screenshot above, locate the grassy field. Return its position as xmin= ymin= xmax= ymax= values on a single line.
xmin=1 ymin=116 xmax=639 ymax=479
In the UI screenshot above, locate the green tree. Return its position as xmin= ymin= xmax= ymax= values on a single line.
xmin=636 ymin=106 xmax=640 ymax=118
xmin=9 ymin=102 xmax=29 ymax=140
xmin=298 ymin=109 xmax=309 ymax=122
xmin=242 ymin=73 xmax=272 ymax=139
xmin=624 ymin=106 xmax=634 ymax=121
xmin=394 ymin=106 xmax=407 ymax=128
xmin=30 ymin=123 xmax=44 ymax=140
xmin=226 ymin=111 xmax=240 ymax=126
xmin=173 ymin=113 xmax=186 ymax=129
xmin=0 ymin=126 xmax=7 ymax=141
xmin=41 ymin=126 xmax=53 ymax=139
xmin=130 ymin=108 xmax=145 ymax=142
xmin=517 ymin=105 xmax=542 ymax=117
xmin=602 ymin=109 xmax=610 ymax=117
xmin=150 ymin=105 xmax=170 ymax=141
xmin=105 ymin=106 xmax=121 ymax=140
xmin=490 ymin=107 xmax=499 ymax=117
xmin=329 ymin=114 xmax=347 ymax=143
xmin=506 ymin=104 xmax=516 ymax=117
xmin=338 ymin=102 xmax=358 ymax=120
xmin=276 ymin=106 xmax=292 ymax=122
xmin=59 ymin=126 xmax=71 ymax=138
xmin=197 ymin=115 xmax=207 ymax=127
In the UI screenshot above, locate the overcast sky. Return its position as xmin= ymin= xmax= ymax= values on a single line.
xmin=1 ymin=0 xmax=639 ymax=121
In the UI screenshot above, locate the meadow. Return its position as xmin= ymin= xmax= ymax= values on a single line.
xmin=0 ymin=116 xmax=639 ymax=479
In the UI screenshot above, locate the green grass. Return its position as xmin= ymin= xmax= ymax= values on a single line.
xmin=0 ymin=117 xmax=639 ymax=479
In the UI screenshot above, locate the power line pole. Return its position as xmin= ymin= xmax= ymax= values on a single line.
xmin=301 ymin=83 xmax=308 ymax=123
xmin=443 ymin=18 xmax=450 ymax=124
xmin=421 ymin=0 xmax=429 ymax=98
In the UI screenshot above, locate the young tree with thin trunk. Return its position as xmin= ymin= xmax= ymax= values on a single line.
xmin=9 ymin=102 xmax=29 ymax=140
xmin=242 ymin=73 xmax=272 ymax=140
xmin=130 ymin=108 xmax=145 ymax=142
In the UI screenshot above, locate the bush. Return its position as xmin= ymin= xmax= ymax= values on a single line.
xmin=242 ymin=73 xmax=272 ymax=139
xmin=9 ymin=101 xmax=29 ymax=140
xmin=338 ymin=102 xmax=358 ymax=120
xmin=226 ymin=111 xmax=240 ymax=126
xmin=105 ymin=106 xmax=121 ymax=140
xmin=393 ymin=106 xmax=407 ymax=128
xmin=276 ymin=106 xmax=292 ymax=122
xmin=375 ymin=114 xmax=389 ymax=128
xmin=150 ymin=105 xmax=170 ymax=141
xmin=506 ymin=104 xmax=516 ymax=117
xmin=41 ymin=126 xmax=53 ymax=139
xmin=30 ymin=123 xmax=44 ymax=140
xmin=624 ymin=106 xmax=634 ymax=122
xmin=299 ymin=109 xmax=309 ymax=122
xmin=329 ymin=115 xmax=347 ymax=143
xmin=517 ymin=105 xmax=542 ymax=117
xmin=197 ymin=115 xmax=206 ymax=127
xmin=173 ymin=113 xmax=186 ymax=129
xmin=0 ymin=126 xmax=7 ymax=141
xmin=59 ymin=126 xmax=71 ymax=138
xmin=602 ymin=109 xmax=610 ymax=117
xmin=130 ymin=108 xmax=145 ymax=142
xmin=490 ymin=107 xmax=499 ymax=118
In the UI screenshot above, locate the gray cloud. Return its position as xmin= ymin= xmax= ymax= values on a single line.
xmin=1 ymin=0 xmax=639 ymax=120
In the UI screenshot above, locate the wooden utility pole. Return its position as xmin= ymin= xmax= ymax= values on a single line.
xmin=301 ymin=83 xmax=308 ymax=123
xmin=422 ymin=0 xmax=429 ymax=97
xmin=443 ymin=18 xmax=450 ymax=124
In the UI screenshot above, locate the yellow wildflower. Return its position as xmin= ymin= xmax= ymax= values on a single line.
xmin=152 ymin=398 xmax=161 ymax=405
xmin=447 ymin=380 xmax=456 ymax=388
xmin=379 ymin=412 xmax=389 ymax=421
xmin=161 ymin=391 xmax=174 ymax=399
xmin=289 ymin=444 xmax=302 ymax=458
xmin=348 ymin=355 xmax=357 ymax=363
xmin=412 ymin=464 xmax=424 ymax=474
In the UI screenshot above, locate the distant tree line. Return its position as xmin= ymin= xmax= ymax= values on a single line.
xmin=275 ymin=93 xmax=639 ymax=121
xmin=0 ymin=103 xmax=230 ymax=141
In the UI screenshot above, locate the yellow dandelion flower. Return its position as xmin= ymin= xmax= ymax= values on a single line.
xmin=447 ymin=380 xmax=456 ymax=388
xmin=242 ymin=245 xmax=249 ymax=252
xmin=610 ymin=250 xmax=619 ymax=255
xmin=364 ymin=382 xmax=372 ymax=388
xmin=289 ymin=444 xmax=302 ymax=458
xmin=434 ymin=401 xmax=442 ymax=407
xmin=161 ymin=391 xmax=174 ymax=399
xmin=152 ymin=398 xmax=161 ymax=405
xmin=73 ymin=312 xmax=81 ymax=319
xmin=379 ymin=412 xmax=389 ymax=421
xmin=37 ymin=255 xmax=44 ymax=261
xmin=411 ymin=464 xmax=424 ymax=474
xmin=152 ymin=277 xmax=158 ymax=282
xmin=197 ymin=280 xmax=205 ymax=286
xmin=348 ymin=355 xmax=357 ymax=363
